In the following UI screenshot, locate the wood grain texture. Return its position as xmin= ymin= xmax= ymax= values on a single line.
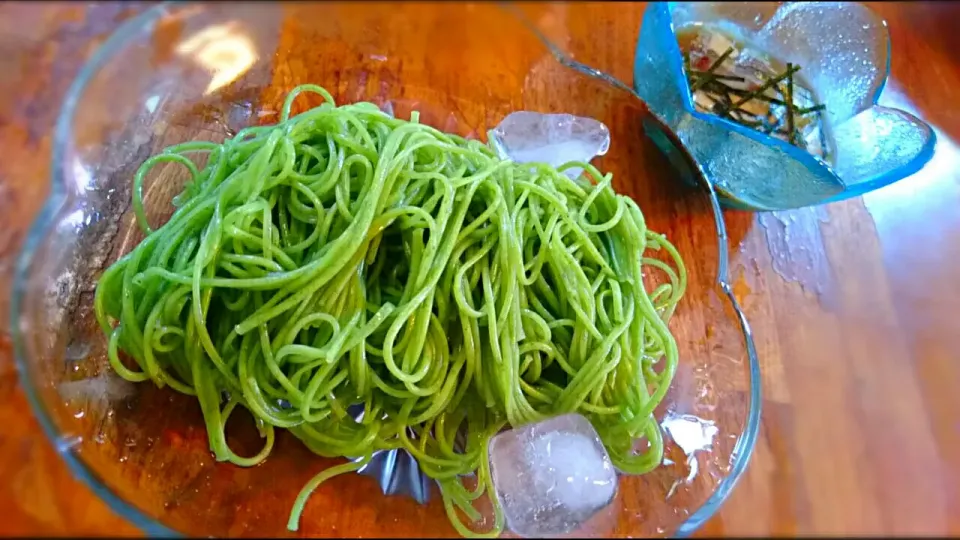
xmin=0 ymin=1 xmax=957 ymax=537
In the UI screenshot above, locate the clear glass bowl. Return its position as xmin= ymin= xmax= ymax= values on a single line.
xmin=11 ymin=2 xmax=760 ymax=537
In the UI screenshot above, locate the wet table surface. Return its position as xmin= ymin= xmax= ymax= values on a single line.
xmin=0 ymin=1 xmax=958 ymax=536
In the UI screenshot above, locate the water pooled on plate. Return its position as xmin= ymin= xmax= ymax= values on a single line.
xmin=64 ymin=339 xmax=92 ymax=362
xmin=59 ymin=373 xmax=136 ymax=402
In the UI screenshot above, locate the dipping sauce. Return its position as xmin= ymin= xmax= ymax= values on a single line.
xmin=676 ymin=24 xmax=835 ymax=164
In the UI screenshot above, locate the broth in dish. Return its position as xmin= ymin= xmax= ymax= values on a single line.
xmin=676 ymin=24 xmax=835 ymax=164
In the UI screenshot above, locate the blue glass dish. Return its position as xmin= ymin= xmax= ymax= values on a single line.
xmin=634 ymin=1 xmax=937 ymax=211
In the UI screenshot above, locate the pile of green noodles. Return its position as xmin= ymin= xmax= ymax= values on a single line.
xmin=94 ymin=84 xmax=686 ymax=537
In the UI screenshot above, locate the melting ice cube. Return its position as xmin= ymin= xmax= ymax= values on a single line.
xmin=489 ymin=112 xmax=611 ymax=178
xmin=661 ymin=411 xmax=719 ymax=456
xmin=488 ymin=413 xmax=618 ymax=538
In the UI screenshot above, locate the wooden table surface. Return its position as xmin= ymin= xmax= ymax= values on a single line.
xmin=0 ymin=1 xmax=958 ymax=537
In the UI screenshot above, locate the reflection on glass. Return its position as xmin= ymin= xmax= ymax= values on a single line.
xmin=175 ymin=23 xmax=257 ymax=95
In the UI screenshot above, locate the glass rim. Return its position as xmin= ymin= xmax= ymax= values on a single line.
xmin=10 ymin=1 xmax=762 ymax=537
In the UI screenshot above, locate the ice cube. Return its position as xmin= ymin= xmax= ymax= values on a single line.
xmin=488 ymin=413 xmax=618 ymax=538
xmin=489 ymin=112 xmax=611 ymax=178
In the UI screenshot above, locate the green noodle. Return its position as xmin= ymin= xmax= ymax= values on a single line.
xmin=94 ymin=84 xmax=686 ymax=537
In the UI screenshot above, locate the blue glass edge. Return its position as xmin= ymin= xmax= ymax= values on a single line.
xmin=11 ymin=1 xmax=183 ymax=537
xmin=652 ymin=2 xmax=846 ymax=193
xmin=865 ymin=8 xmax=892 ymax=106
xmin=821 ymin=115 xmax=937 ymax=204
xmin=652 ymin=2 xmax=937 ymax=205
xmin=649 ymin=1 xmax=939 ymax=203
xmin=816 ymin=12 xmax=937 ymax=204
